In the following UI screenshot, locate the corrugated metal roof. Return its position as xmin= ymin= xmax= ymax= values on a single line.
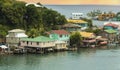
xmin=21 ymin=36 xmax=55 ymax=42
xmin=104 ymin=29 xmax=117 ymax=34
xmin=104 ymin=23 xmax=118 ymax=28
xmin=67 ymin=19 xmax=87 ymax=23
xmin=79 ymin=32 xmax=95 ymax=38
xmin=51 ymin=30 xmax=69 ymax=35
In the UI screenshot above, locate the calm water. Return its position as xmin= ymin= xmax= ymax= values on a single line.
xmin=1 ymin=47 xmax=120 ymax=70
xmin=45 ymin=5 xmax=120 ymax=18
xmin=45 ymin=5 xmax=120 ymax=27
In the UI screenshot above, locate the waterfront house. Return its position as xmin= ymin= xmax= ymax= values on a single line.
xmin=47 ymin=30 xmax=70 ymax=45
xmin=63 ymin=23 xmax=81 ymax=32
xmin=6 ymin=29 xmax=28 ymax=47
xmin=20 ymin=36 xmax=55 ymax=53
xmin=80 ymin=32 xmax=96 ymax=47
xmin=72 ymin=31 xmax=96 ymax=47
xmin=99 ymin=29 xmax=118 ymax=44
xmin=96 ymin=36 xmax=108 ymax=46
xmin=67 ymin=19 xmax=88 ymax=30
xmin=54 ymin=40 xmax=67 ymax=50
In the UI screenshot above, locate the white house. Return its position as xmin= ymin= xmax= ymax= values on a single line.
xmin=6 ymin=29 xmax=28 ymax=47
xmin=72 ymin=13 xmax=84 ymax=19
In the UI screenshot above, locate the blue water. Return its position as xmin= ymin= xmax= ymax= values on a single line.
xmin=1 ymin=47 xmax=120 ymax=70
xmin=45 ymin=5 xmax=120 ymax=18
xmin=45 ymin=5 xmax=120 ymax=27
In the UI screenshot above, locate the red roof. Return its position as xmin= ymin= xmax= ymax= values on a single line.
xmin=105 ymin=23 xmax=118 ymax=28
xmin=51 ymin=30 xmax=69 ymax=35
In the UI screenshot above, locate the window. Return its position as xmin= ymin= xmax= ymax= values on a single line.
xmin=27 ymin=41 xmax=28 ymax=45
xmin=11 ymin=37 xmax=13 ymax=40
xmin=23 ymin=41 xmax=25 ymax=43
xmin=60 ymin=35 xmax=62 ymax=37
xmin=37 ymin=42 xmax=39 ymax=45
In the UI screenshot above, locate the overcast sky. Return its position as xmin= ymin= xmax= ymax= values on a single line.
xmin=18 ymin=0 xmax=120 ymax=5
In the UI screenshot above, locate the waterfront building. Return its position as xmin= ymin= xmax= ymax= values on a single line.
xmin=63 ymin=23 xmax=81 ymax=32
xmin=6 ymin=29 xmax=28 ymax=47
xmin=47 ymin=30 xmax=70 ymax=45
xmin=99 ymin=29 xmax=119 ymax=44
xmin=54 ymin=40 xmax=67 ymax=50
xmin=72 ymin=31 xmax=96 ymax=47
xmin=20 ymin=36 xmax=55 ymax=53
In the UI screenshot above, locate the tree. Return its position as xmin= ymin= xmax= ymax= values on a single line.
xmin=116 ymin=12 xmax=120 ymax=21
xmin=70 ymin=32 xmax=83 ymax=48
xmin=0 ymin=0 xmax=67 ymax=38
xmin=82 ymin=18 xmax=93 ymax=28
xmin=42 ymin=9 xmax=67 ymax=30
xmin=0 ymin=24 xmax=9 ymax=38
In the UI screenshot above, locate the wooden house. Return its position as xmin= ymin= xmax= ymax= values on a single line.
xmin=63 ymin=23 xmax=81 ymax=32
xmin=20 ymin=36 xmax=55 ymax=53
xmin=6 ymin=29 xmax=28 ymax=47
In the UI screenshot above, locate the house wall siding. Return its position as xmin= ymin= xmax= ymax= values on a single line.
xmin=20 ymin=41 xmax=55 ymax=48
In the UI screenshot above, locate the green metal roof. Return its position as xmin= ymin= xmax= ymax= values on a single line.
xmin=21 ymin=36 xmax=55 ymax=42
xmin=104 ymin=29 xmax=117 ymax=34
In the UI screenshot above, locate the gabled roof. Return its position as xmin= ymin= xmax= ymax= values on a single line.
xmin=104 ymin=29 xmax=117 ymax=34
xmin=48 ymin=30 xmax=69 ymax=35
xmin=63 ymin=23 xmax=81 ymax=28
xmin=104 ymin=23 xmax=118 ymax=28
xmin=79 ymin=32 xmax=95 ymax=38
xmin=67 ymin=19 xmax=87 ymax=24
xmin=21 ymin=36 xmax=55 ymax=42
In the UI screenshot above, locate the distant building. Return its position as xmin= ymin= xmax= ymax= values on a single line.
xmin=6 ymin=29 xmax=28 ymax=47
xmin=103 ymin=22 xmax=120 ymax=32
xmin=98 ymin=13 xmax=116 ymax=21
xmin=63 ymin=23 xmax=81 ymax=32
xmin=25 ymin=3 xmax=42 ymax=7
xmin=72 ymin=13 xmax=84 ymax=19
xmin=67 ymin=19 xmax=88 ymax=30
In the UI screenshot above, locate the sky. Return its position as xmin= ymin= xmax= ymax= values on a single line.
xmin=18 ymin=0 xmax=120 ymax=5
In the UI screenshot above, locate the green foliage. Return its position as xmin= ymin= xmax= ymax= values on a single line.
xmin=70 ymin=32 xmax=83 ymax=47
xmin=87 ymin=10 xmax=102 ymax=18
xmin=42 ymin=9 xmax=67 ymax=30
xmin=82 ymin=18 xmax=93 ymax=28
xmin=116 ymin=12 xmax=120 ymax=21
xmin=0 ymin=24 xmax=9 ymax=37
xmin=0 ymin=0 xmax=67 ymax=38
xmin=85 ymin=27 xmax=101 ymax=35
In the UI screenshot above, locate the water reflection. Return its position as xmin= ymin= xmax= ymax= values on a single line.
xmin=0 ymin=46 xmax=120 ymax=70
